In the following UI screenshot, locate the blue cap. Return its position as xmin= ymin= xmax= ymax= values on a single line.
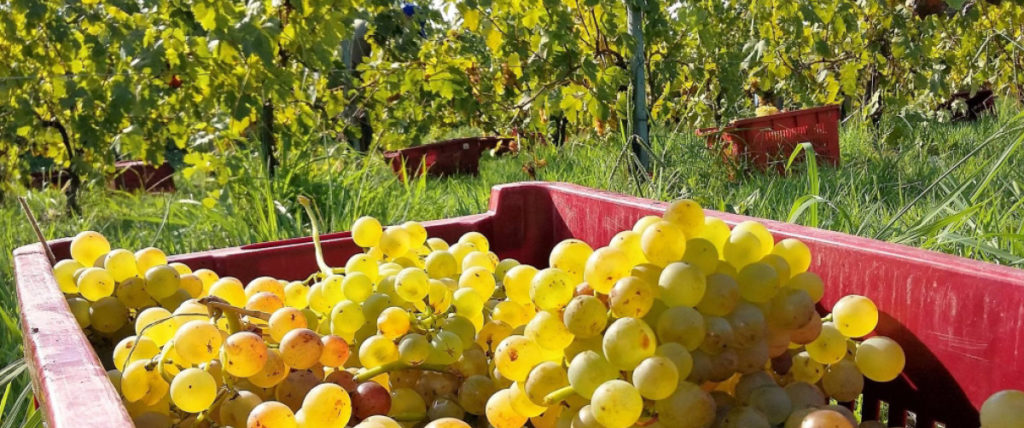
xmin=402 ymin=3 xmax=416 ymax=17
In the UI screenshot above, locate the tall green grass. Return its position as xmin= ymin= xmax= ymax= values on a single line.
xmin=0 ymin=103 xmax=1021 ymax=425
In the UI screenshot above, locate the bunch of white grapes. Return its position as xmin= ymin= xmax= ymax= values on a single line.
xmin=55 ymin=197 xmax=1018 ymax=428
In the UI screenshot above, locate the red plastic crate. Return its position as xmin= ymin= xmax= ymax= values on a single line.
xmin=383 ymin=136 xmax=513 ymax=179
xmin=13 ymin=182 xmax=1024 ymax=427
xmin=697 ymin=105 xmax=841 ymax=172
xmin=109 ymin=161 xmax=176 ymax=192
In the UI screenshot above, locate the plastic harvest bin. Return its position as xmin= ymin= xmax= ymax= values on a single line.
xmin=383 ymin=136 xmax=513 ymax=179
xmin=109 ymin=161 xmax=176 ymax=192
xmin=697 ymin=105 xmax=841 ymax=172
xmin=13 ymin=181 xmax=1024 ymax=428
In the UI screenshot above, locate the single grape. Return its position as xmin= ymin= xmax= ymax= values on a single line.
xmin=346 ymin=253 xmax=380 ymax=283
xmin=173 ymin=320 xmax=222 ymax=365
xmin=352 ymin=216 xmax=383 ymax=247
xmin=424 ymin=416 xmax=470 ymax=428
xmin=696 ymin=273 xmax=740 ymax=316
xmin=696 ymin=217 xmax=731 ymax=253
xmin=797 ymin=409 xmax=856 ymax=428
xmin=748 ymin=385 xmax=792 ymax=424
xmin=67 ymin=296 xmax=91 ymax=328
xmin=246 ymin=291 xmax=285 ymax=318
xmin=981 ymin=389 xmax=1024 ymax=428
xmin=508 ymin=381 xmax=546 ymax=417
xmin=737 ymin=262 xmax=780 ymax=303
xmin=720 ymin=406 xmax=770 ymax=428
xmin=562 ymin=295 xmax=608 ymax=338
xmin=525 ymin=361 xmax=568 ymax=405
xmin=77 ymin=267 xmax=116 ymax=301
xmin=115 ymin=277 xmax=154 ymax=309
xmin=170 ymin=368 xmax=217 ymax=413
xmin=656 ymin=342 xmax=694 ymax=380
xmin=135 ymin=307 xmax=177 ymax=346
xmin=784 ymin=382 xmax=826 ymax=410
xmin=330 ymin=300 xmax=365 ymax=336
xmin=301 ymin=383 xmax=352 ymax=426
xmin=832 ymin=295 xmax=879 ymax=338
xmin=791 ymin=351 xmax=826 ymax=384
xmin=459 ymin=375 xmax=496 ymax=415
xmin=590 ymin=380 xmax=643 ymax=428
xmin=609 ymin=276 xmax=655 ymax=318
xmin=790 ymin=313 xmax=823 ymax=345
xmin=683 ymin=238 xmax=721 ymax=279
xmin=359 ymin=334 xmax=400 ymax=369
xmin=395 ymin=267 xmax=429 ymax=302
xmin=275 ymin=370 xmax=321 ymax=411
xmin=462 ymin=251 xmax=495 ymax=272
xmin=771 ymin=238 xmax=811 ymax=274
xmin=221 ymin=331 xmax=268 ymax=377
xmin=209 ymin=277 xmax=246 ymax=307
xmin=379 ymin=227 xmax=411 ymax=261
xmin=603 ymin=317 xmax=657 ymax=370
xmin=664 ymin=199 xmax=705 ymax=237
xmin=821 ymin=359 xmax=864 ymax=402
xmin=609 ymin=230 xmax=648 ymax=266
xmin=441 ymin=315 xmax=476 ymax=350
xmin=654 ymin=381 xmax=716 ymax=428
xmin=658 ymin=262 xmax=706 ymax=307
xmin=248 ymin=401 xmax=297 ymax=428
xmin=70 ymin=231 xmax=111 ymax=266
xmin=723 ymin=229 xmax=764 ymax=269
xmin=377 ymin=307 xmax=411 ymax=339
xmin=806 ymin=322 xmax=847 ymax=365
xmin=89 ymin=296 xmax=128 ymax=334
xmin=459 ymin=266 xmax=496 ymax=299
xmin=530 ymin=268 xmax=574 ymax=311
xmin=54 ymin=259 xmax=85 ymax=294
xmin=425 ymin=251 xmax=458 ymax=279
xmin=307 ymin=283 xmax=332 ymax=315
xmin=220 ymin=391 xmax=262 ymax=428
xmin=485 ymin=388 xmax=527 ymax=428
xmin=632 ymin=356 xmax=679 ymax=400
xmin=492 ymin=300 xmax=531 ymax=328
xmin=453 ymin=287 xmax=484 ymax=317
xmin=280 ymin=328 xmax=323 ymax=370
xmin=641 ymin=221 xmax=687 ymax=267
xmin=583 ymin=247 xmax=631 ymax=294
xmin=854 ymin=336 xmax=905 ymax=382
xmin=426 ymin=330 xmax=464 ymax=365
xmin=250 ymin=349 xmax=289 ymax=388
xmin=112 ymin=335 xmax=160 ymax=372
xmin=503 ymin=264 xmax=539 ymax=305
xmin=549 ymin=239 xmax=593 ymax=284
xmin=657 ymin=305 xmax=705 ymax=351
xmin=785 ymin=272 xmax=824 ymax=303
xmin=769 ymin=288 xmax=815 ymax=330
xmin=567 ymin=351 xmax=618 ymax=399
xmin=735 ymin=339 xmax=770 ymax=373
xmin=525 ymin=310 xmax=574 ymax=351
xmin=493 ymin=258 xmax=521 ymax=283
xmin=398 ymin=333 xmax=431 ymax=364
xmin=493 ymin=335 xmax=541 ymax=381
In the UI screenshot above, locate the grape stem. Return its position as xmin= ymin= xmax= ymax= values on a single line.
xmin=635 ymin=416 xmax=659 ymax=427
xmin=199 ymin=298 xmax=271 ymax=322
xmin=543 ymin=385 xmax=576 ymax=406
xmin=297 ymin=195 xmax=336 ymax=278
xmin=156 ymin=341 xmax=178 ymax=384
xmin=353 ymin=361 xmax=453 ymax=383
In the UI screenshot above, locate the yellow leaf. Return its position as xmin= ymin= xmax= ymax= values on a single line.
xmin=202 ymin=197 xmax=218 ymax=209
xmin=463 ymin=9 xmax=480 ymax=31
xmin=486 ymin=28 xmax=503 ymax=54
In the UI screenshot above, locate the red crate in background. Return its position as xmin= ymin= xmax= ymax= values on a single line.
xmin=383 ymin=136 xmax=513 ymax=179
xmin=698 ymin=105 xmax=841 ymax=172
xmin=13 ymin=182 xmax=1024 ymax=428
xmin=109 ymin=161 xmax=176 ymax=192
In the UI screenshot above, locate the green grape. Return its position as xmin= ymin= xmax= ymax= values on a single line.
xmin=590 ymin=380 xmax=643 ymax=428
xmin=821 ymin=358 xmax=864 ymax=402
xmin=301 ymin=383 xmax=352 ymax=426
xmin=723 ymin=230 xmax=764 ymax=269
xmin=733 ymin=221 xmax=775 ymax=255
xmin=67 ymin=297 xmax=91 ymax=328
xmin=248 ymin=401 xmax=297 ymax=428
xmin=102 ymin=249 xmax=139 ymax=282
xmin=70 ymin=231 xmax=111 ymax=266
xmin=548 ymin=239 xmax=593 ymax=284
xmin=641 ymin=221 xmax=687 ymax=267
xmin=632 ymin=356 xmax=679 ymax=400
xmin=459 ymin=266 xmax=496 ymax=299
xmin=379 ymin=227 xmax=412 ymax=261
xmin=583 ymin=247 xmax=631 ymax=294
xmin=609 ymin=231 xmax=647 ymax=267
xmin=77 ymin=267 xmax=116 ymax=301
xmin=655 ymin=342 xmax=694 ymax=380
xmin=280 ymin=328 xmax=323 ymax=370
xmin=458 ymin=231 xmax=490 ymax=253
xmin=784 ymin=382 xmax=826 ymax=410
xmin=221 ymin=331 xmax=268 ymax=377
xmin=632 ymin=215 xmax=662 ymax=234
xmin=389 ymin=386 xmax=427 ymax=419
xmin=832 ymin=295 xmax=878 ymax=338
xmin=158 ymin=288 xmax=191 ymax=311
xmin=307 ymin=283 xmax=331 ymax=315
xmin=654 ymin=381 xmax=715 ymax=428
xmin=395 ymin=267 xmax=429 ymax=302
xmin=209 ymin=277 xmax=246 ymax=307
xmin=981 ymin=389 xmax=1024 ymax=428
xmin=442 ymin=316 xmax=477 ymax=350
xmin=377 ymin=307 xmax=410 ymax=339
xmin=509 ymin=382 xmax=546 ymax=417
xmin=609 ymin=276 xmax=655 ymax=318
xmin=170 ymin=368 xmax=217 ymax=413
xmin=453 ymin=288 xmax=484 ymax=317
xmin=736 ymin=262 xmax=780 ymax=303
xmin=791 ymin=351 xmax=825 ymax=383
xmin=529 ymin=268 xmax=574 ymax=311
xmin=603 ymin=317 xmax=657 ymax=370
xmin=493 ymin=258 xmax=520 ymax=282
xmin=727 ymin=302 xmax=767 ymax=348
xmin=135 ymin=307 xmax=177 ymax=346
xmin=331 ymin=300 xmax=365 ymax=336
xmin=269 ymin=307 xmax=308 ymax=342
xmin=806 ymin=322 xmax=848 ymax=364
xmin=346 ymin=253 xmax=380 ymax=284
xmin=748 ymin=385 xmax=791 ymax=424
xmin=360 ymin=334 xmax=399 ymax=369
xmin=459 ymin=375 xmax=496 ymax=415
xmin=425 ymin=251 xmax=457 ymax=279
xmin=494 ymin=335 xmax=542 ymax=381
xmin=54 ymin=259 xmax=84 ymax=294
xmin=656 ymin=306 xmax=705 ymax=351
xmin=682 ymin=238 xmax=719 ymax=275
xmin=398 ymin=333 xmax=431 ymax=364
xmin=173 ymin=320 xmax=223 ymax=365
xmin=759 ymin=254 xmax=792 ymax=282
xmin=525 ymin=361 xmax=568 ymax=405
xmin=352 ymin=216 xmax=383 ymax=248
xmin=695 ymin=216 xmax=731 ymax=254
xmin=250 ymin=349 xmax=289 ymax=388
xmin=735 ymin=339 xmax=770 ymax=373
xmin=319 ymin=275 xmax=345 ymax=305
xmin=115 ymin=277 xmax=153 ymax=309
xmin=113 ymin=335 xmax=160 ymax=371
xmin=854 ymin=336 xmax=905 ymax=382
xmin=427 ymin=279 xmax=453 ymax=313
xmin=134 ymin=247 xmax=168 ymax=274
xmin=686 ymin=350 xmax=712 ymax=383
xmin=784 ymin=272 xmax=824 ymax=303
xmin=696 ymin=273 xmax=740 ymax=316
xmin=485 ymin=388 xmax=527 ymax=428
xmin=219 ymin=391 xmax=262 ymax=428
xmin=768 ymin=288 xmax=815 ymax=330
xmin=563 ymin=295 xmax=608 ymax=338
xmin=89 ymin=296 xmax=128 ymax=334
xmin=525 ymin=310 xmax=574 ymax=351
xmin=720 ymin=406 xmax=770 ymax=428
xmin=658 ymin=262 xmax=706 ymax=307
xmin=664 ymin=199 xmax=705 ymax=237
xmin=462 ymin=251 xmax=495 ymax=272
xmin=502 ymin=264 xmax=538 ymax=305
xmin=771 ymin=238 xmax=811 ymax=274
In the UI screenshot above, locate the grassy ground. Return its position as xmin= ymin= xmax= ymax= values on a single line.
xmin=1 ymin=104 xmax=1022 ymax=425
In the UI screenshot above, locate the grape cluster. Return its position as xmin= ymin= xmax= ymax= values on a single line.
xmin=57 ymin=198 xmax=923 ymax=428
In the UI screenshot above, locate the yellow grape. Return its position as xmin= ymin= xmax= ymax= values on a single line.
xmin=458 ymin=231 xmax=490 ymax=253
xmin=320 ymin=275 xmax=345 ymax=305
xmin=377 ymin=307 xmax=411 ymax=339
xmin=103 ymin=249 xmax=139 ymax=282
xmin=609 ymin=276 xmax=655 ymax=318
xmin=733 ymin=221 xmax=775 ymax=255
xmin=508 ymin=382 xmax=546 ymax=417
xmin=494 ymin=335 xmax=542 ymax=381
xmin=135 ymin=247 xmax=168 ymax=274
xmin=656 ymin=342 xmax=694 ymax=380
xmin=395 ymin=267 xmax=429 ymax=301
xmin=221 ymin=331 xmax=268 ymax=377
xmin=759 ymin=254 xmax=792 ymax=282
xmin=591 ymin=380 xmax=643 ymax=428
xmin=121 ymin=359 xmax=165 ymax=403
xmin=246 ymin=291 xmax=285 ymax=317
xmin=695 ymin=217 xmax=731 ymax=254
xmin=135 ymin=307 xmax=177 ymax=346
xmin=632 ymin=356 xmax=679 ymax=400
xmin=346 ymin=253 xmax=380 ymax=284
xmin=77 ymin=267 xmax=116 ymax=301
xmin=320 ymin=335 xmax=351 ymax=367
xmin=307 ymin=283 xmax=332 ymax=315
xmin=281 ymin=328 xmax=323 ymax=370
xmin=54 ymin=259 xmax=84 ymax=294
xmin=158 ymin=288 xmax=191 ymax=311
xmin=89 ymin=296 xmax=128 ymax=333
xmin=359 ymin=334 xmax=399 ymax=369
xmin=220 ymin=391 xmax=263 ymax=427
xmin=113 ymin=335 xmax=160 ymax=371
xmin=854 ymin=336 xmax=905 ymax=382
xmin=330 ymin=300 xmax=365 ymax=336
xmin=567 ymin=351 xmax=619 ymax=399
xmin=656 ymin=306 xmax=705 ymax=351
xmin=352 ymin=216 xmax=383 ymax=248
xmin=658 ymin=262 xmax=706 ymax=307
xmin=723 ymin=229 xmax=764 ymax=269
xmin=682 ymin=238 xmax=719 ymax=275
xmin=603 ymin=317 xmax=657 ymax=370
xmin=654 ymin=381 xmax=715 ymax=428
xmin=67 ymin=297 xmax=91 ymax=328
xmin=525 ymin=361 xmax=569 ymax=405
xmin=805 ymin=322 xmax=847 ymax=365
xmin=737 ymin=262 xmax=780 ymax=303
xmin=70 ymin=231 xmax=111 ymax=266
xmin=425 ymin=417 xmax=471 ymax=428
xmin=209 ymin=277 xmax=246 ymax=307
xmin=459 ymin=266 xmax=496 ymax=299
xmin=821 ymin=358 xmax=863 ymax=402
xmin=401 ymin=221 xmax=427 ymax=248
xmin=246 ymin=276 xmax=286 ymax=300
xmin=632 ymin=215 xmax=662 ymax=234
xmin=453 ymin=288 xmax=484 ymax=317
xmin=250 ymin=349 xmax=289 ymax=388
xmin=548 ymin=239 xmax=593 ymax=284
xmin=169 ymin=262 xmax=192 ymax=275
xmin=428 ymin=279 xmax=453 ymax=313
xmin=170 ymin=368 xmax=217 ymax=413
xmin=609 ymin=230 xmax=648 ymax=266
xmin=179 ymin=274 xmax=204 ymax=298
xmin=399 ymin=333 xmax=431 ymax=364
xmin=663 ymin=199 xmax=705 ymax=238
xmin=525 ymin=310 xmax=574 ymax=351
xmin=284 ymin=281 xmax=310 ymax=309
xmin=462 ymin=251 xmax=495 ymax=272
xmin=583 ymin=247 xmax=631 ymax=294
xmin=448 ymin=242 xmax=478 ymax=272
xmin=476 ymin=321 xmax=513 ymax=354
xmin=529 ymin=268 xmax=574 ymax=311
xmin=696 ymin=273 xmax=740 ymax=317
xmin=425 ymin=251 xmax=458 ymax=279
xmin=269 ymin=307 xmax=309 ymax=342
xmin=502 ymin=265 xmax=538 ymax=305
xmin=832 ymin=295 xmax=878 ymax=338
xmin=641 ymin=221 xmax=686 ymax=267
xmin=981 ymin=390 xmax=1024 ymax=428
xmin=301 ymin=383 xmax=352 ymax=426
xmin=193 ymin=269 xmax=219 ymax=294
xmin=173 ymin=320 xmax=223 ymax=365
xmin=492 ymin=300 xmax=530 ymax=328
xmin=379 ymin=227 xmax=411 ymax=261
xmin=485 ymin=388 xmax=528 ymax=428
xmin=785 ymin=272 xmax=824 ymax=303
xmin=356 ymin=415 xmax=402 ymax=428
xmin=248 ymin=401 xmax=298 ymax=428
xmin=427 ymin=237 xmax=450 ymax=251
